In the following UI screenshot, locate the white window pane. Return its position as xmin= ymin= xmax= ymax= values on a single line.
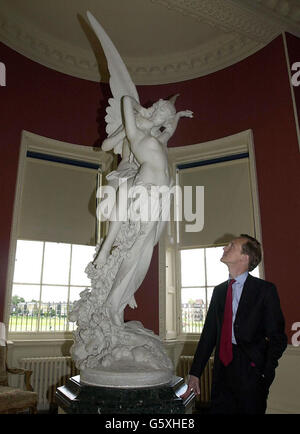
xmin=250 ymin=266 xmax=260 ymax=277
xmin=181 ymin=249 xmax=205 ymax=287
xmin=42 ymin=242 xmax=71 ymax=284
xmin=181 ymin=287 xmax=205 ymax=305
xmin=206 ymin=246 xmax=228 ymax=286
xmin=10 ymin=284 xmax=40 ymax=332
xmin=41 ymin=285 xmax=68 ymax=303
xmin=181 ymin=287 xmax=205 ymax=333
xmin=69 ymin=286 xmax=85 ymax=303
xmin=70 ymin=244 xmax=94 ymax=286
xmin=40 ymin=286 xmax=68 ymax=332
xmin=11 ymin=283 xmax=40 ymax=302
xmin=13 ymin=240 xmax=43 ymax=284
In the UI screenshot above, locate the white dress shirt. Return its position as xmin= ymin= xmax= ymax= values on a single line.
xmin=231 ymin=271 xmax=249 ymax=344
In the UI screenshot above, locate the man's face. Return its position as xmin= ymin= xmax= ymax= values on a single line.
xmin=220 ymin=237 xmax=249 ymax=269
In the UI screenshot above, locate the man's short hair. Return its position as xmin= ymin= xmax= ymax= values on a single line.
xmin=240 ymin=234 xmax=262 ymax=272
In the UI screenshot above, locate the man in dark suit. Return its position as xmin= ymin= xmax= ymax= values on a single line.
xmin=181 ymin=234 xmax=287 ymax=414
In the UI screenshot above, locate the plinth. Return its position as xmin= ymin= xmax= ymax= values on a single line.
xmin=56 ymin=375 xmax=194 ymax=414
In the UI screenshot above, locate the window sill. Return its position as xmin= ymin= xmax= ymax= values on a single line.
xmin=163 ymin=333 xmax=201 ymax=344
xmin=8 ymin=331 xmax=74 ymax=343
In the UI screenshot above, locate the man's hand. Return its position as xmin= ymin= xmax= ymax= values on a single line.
xmin=180 ymin=375 xmax=200 ymax=399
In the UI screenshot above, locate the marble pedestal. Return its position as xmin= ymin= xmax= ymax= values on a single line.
xmin=56 ymin=375 xmax=194 ymax=414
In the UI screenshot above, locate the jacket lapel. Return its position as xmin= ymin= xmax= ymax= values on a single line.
xmin=218 ymin=281 xmax=229 ymax=318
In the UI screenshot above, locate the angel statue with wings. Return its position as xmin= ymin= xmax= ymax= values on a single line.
xmin=69 ymin=12 xmax=193 ymax=387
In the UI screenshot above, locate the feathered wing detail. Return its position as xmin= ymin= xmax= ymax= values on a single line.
xmin=87 ymin=11 xmax=140 ymax=154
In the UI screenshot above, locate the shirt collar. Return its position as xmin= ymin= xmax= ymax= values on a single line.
xmin=229 ymin=271 xmax=248 ymax=285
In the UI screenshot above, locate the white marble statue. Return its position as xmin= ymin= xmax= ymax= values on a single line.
xmin=69 ymin=12 xmax=193 ymax=387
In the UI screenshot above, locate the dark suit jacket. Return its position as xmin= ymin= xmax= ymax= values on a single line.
xmin=189 ymin=274 xmax=287 ymax=389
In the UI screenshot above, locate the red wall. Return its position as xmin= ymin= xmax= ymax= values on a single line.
xmin=1 ymin=34 xmax=299 ymax=341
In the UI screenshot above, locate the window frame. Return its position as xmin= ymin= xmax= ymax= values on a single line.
xmin=5 ymin=130 xmax=113 ymax=341
xmin=158 ymin=129 xmax=264 ymax=341
xmin=9 ymin=240 xmax=96 ymax=335
xmin=179 ymin=245 xmax=226 ymax=335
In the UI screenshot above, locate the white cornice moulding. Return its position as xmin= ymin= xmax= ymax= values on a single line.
xmin=151 ymin=0 xmax=280 ymax=43
xmin=235 ymin=0 xmax=300 ymax=38
xmin=0 ymin=1 xmax=285 ymax=85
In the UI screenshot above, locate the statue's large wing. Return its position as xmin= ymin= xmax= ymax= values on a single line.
xmin=87 ymin=11 xmax=140 ymax=154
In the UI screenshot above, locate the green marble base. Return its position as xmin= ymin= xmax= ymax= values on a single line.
xmin=56 ymin=375 xmax=194 ymax=414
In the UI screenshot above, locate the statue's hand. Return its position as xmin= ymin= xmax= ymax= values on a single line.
xmin=178 ymin=110 xmax=193 ymax=118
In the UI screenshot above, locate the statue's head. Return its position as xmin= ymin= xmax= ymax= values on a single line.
xmin=150 ymin=94 xmax=179 ymax=126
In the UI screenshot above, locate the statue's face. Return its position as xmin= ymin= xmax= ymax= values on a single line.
xmin=151 ymin=102 xmax=175 ymax=126
xmin=152 ymin=111 xmax=167 ymax=126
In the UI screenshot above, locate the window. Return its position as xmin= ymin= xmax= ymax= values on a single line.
xmin=9 ymin=240 xmax=94 ymax=333
xmin=180 ymin=246 xmax=259 ymax=334
xmin=5 ymin=131 xmax=113 ymax=336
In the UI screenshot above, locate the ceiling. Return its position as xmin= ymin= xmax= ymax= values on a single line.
xmin=0 ymin=0 xmax=300 ymax=85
